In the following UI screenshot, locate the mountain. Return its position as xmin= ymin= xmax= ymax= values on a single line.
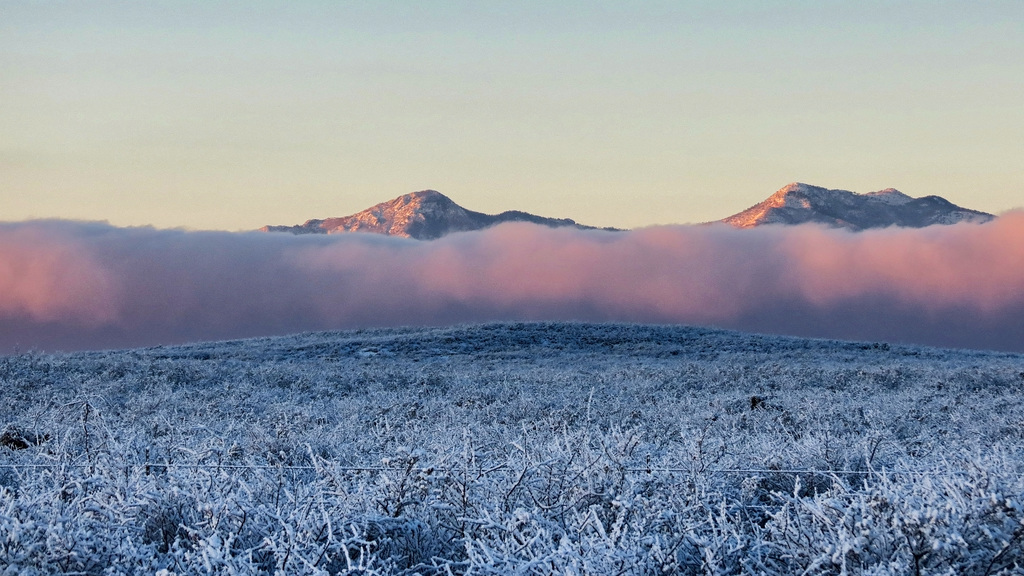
xmin=261 ymin=190 xmax=613 ymax=240
xmin=721 ymin=183 xmax=994 ymax=230
xmin=263 ymin=184 xmax=994 ymax=238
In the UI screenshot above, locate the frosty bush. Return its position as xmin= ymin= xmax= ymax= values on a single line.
xmin=762 ymin=457 xmax=1024 ymax=575
xmin=1 ymin=322 xmax=1023 ymax=573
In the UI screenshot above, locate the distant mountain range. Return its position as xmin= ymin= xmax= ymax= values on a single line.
xmin=262 ymin=183 xmax=994 ymax=239
xmin=720 ymin=182 xmax=994 ymax=230
xmin=260 ymin=190 xmax=614 ymax=240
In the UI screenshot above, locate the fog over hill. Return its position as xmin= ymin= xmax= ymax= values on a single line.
xmin=1 ymin=206 xmax=1022 ymax=353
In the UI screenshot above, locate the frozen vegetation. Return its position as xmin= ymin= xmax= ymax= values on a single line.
xmin=1 ymin=322 xmax=1024 ymax=574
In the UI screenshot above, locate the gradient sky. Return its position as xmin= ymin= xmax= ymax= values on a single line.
xmin=2 ymin=1 xmax=1023 ymax=231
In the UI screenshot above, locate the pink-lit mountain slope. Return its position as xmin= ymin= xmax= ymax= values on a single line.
xmin=721 ymin=183 xmax=994 ymax=230
xmin=261 ymin=190 xmax=615 ymax=240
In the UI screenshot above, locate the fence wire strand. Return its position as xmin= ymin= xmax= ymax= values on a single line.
xmin=0 ymin=461 xmax=948 ymax=477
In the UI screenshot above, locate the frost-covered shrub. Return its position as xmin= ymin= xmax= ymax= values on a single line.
xmin=763 ymin=457 xmax=1024 ymax=575
xmin=1 ymin=322 xmax=1023 ymax=573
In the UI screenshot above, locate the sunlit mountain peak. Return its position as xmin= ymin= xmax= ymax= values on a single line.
xmin=722 ymin=183 xmax=993 ymax=230
xmin=261 ymin=190 xmax=614 ymax=240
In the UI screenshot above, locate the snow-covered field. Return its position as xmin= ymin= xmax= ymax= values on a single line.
xmin=2 ymin=322 xmax=1024 ymax=574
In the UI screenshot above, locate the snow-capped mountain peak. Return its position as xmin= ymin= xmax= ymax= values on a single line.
xmin=261 ymin=190 xmax=612 ymax=240
xmin=863 ymin=188 xmax=914 ymax=206
xmin=721 ymin=183 xmax=993 ymax=230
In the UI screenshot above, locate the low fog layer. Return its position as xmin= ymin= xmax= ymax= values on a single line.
xmin=2 ymin=214 xmax=1023 ymax=353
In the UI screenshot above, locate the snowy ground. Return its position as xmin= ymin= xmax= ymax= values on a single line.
xmin=2 ymin=322 xmax=1024 ymax=574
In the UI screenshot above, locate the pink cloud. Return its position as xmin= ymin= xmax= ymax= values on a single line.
xmin=777 ymin=212 xmax=1024 ymax=312
xmin=0 ymin=215 xmax=1022 ymax=353
xmin=0 ymin=222 xmax=117 ymax=325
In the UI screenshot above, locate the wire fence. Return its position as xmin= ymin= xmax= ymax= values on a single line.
xmin=0 ymin=460 xmax=946 ymax=477
xmin=0 ymin=459 xmax=991 ymax=516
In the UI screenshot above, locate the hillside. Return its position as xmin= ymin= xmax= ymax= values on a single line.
xmin=2 ymin=322 xmax=1024 ymax=573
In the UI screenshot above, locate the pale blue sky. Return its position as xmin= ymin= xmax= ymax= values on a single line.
xmin=2 ymin=1 xmax=1022 ymax=230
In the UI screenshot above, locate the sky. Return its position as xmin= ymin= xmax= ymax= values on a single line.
xmin=2 ymin=1 xmax=1023 ymax=231
xmin=3 ymin=1 xmax=1024 ymax=355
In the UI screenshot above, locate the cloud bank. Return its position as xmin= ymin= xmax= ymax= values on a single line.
xmin=1 ymin=215 xmax=1023 ymax=353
